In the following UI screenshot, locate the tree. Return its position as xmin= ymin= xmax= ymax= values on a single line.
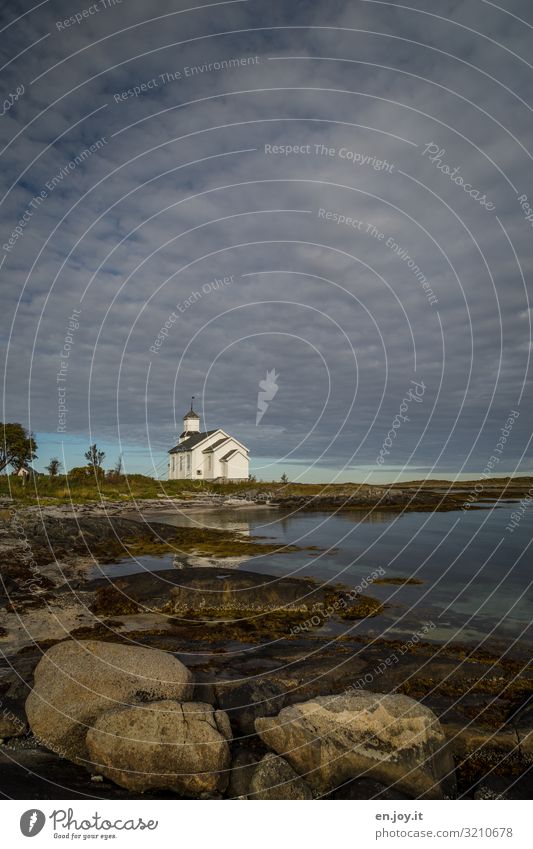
xmin=114 ymin=454 xmax=123 ymax=476
xmin=68 ymin=466 xmax=92 ymax=479
xmin=107 ymin=454 xmax=123 ymax=481
xmin=0 ymin=423 xmax=37 ymax=472
xmin=46 ymin=457 xmax=61 ymax=476
xmin=280 ymin=473 xmax=289 ymax=484
xmin=84 ymin=444 xmax=105 ymax=470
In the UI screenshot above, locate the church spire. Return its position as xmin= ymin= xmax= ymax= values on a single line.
xmin=181 ymin=396 xmax=200 ymax=440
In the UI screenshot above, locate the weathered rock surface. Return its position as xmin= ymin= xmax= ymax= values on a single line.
xmin=215 ymin=654 xmax=367 ymax=734
xmin=445 ymin=724 xmax=521 ymax=765
xmin=86 ymin=700 xmax=231 ymax=796
xmin=91 ymin=567 xmax=345 ymax=617
xmin=507 ymin=701 xmax=533 ymax=762
xmin=25 ymin=640 xmax=193 ymax=765
xmin=325 ymin=776 xmax=413 ymax=799
xmin=89 ymin=567 xmax=381 ymax=637
xmin=0 ymin=697 xmax=27 ymax=739
xmin=255 ymin=691 xmax=456 ymax=799
xmin=249 ymin=753 xmax=313 ymax=799
xmin=227 ymin=748 xmax=261 ymax=798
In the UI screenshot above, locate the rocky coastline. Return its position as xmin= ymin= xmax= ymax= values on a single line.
xmin=0 ymin=496 xmax=531 ymax=800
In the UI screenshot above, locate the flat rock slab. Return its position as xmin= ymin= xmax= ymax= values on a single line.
xmin=90 ymin=567 xmax=352 ymax=618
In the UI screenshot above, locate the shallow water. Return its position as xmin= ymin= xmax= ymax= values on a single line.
xmin=138 ymin=504 xmax=533 ymax=650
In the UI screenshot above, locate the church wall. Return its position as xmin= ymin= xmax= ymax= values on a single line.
xmin=225 ymin=451 xmax=249 ymax=480
xmin=168 ymin=429 xmax=249 ymax=481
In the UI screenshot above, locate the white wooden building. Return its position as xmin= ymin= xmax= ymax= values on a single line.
xmin=168 ymin=402 xmax=249 ymax=481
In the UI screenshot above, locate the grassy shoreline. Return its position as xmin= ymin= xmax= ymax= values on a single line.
xmin=1 ymin=473 xmax=531 ymax=506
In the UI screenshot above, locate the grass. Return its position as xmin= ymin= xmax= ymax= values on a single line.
xmin=0 ymin=473 xmax=266 ymax=505
xmin=0 ymin=473 xmax=378 ymax=505
xmin=1 ymin=472 xmax=530 ymax=506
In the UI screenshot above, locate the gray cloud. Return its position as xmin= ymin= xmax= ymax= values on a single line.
xmin=1 ymin=0 xmax=531 ymax=479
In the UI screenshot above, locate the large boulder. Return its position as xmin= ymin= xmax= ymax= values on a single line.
xmin=86 ymin=700 xmax=231 ymax=796
xmin=249 ymin=753 xmax=313 ymax=799
xmin=255 ymin=691 xmax=456 ymax=799
xmin=25 ymin=640 xmax=193 ymax=765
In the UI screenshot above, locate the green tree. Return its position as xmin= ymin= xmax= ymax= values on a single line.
xmin=46 ymin=457 xmax=61 ymax=476
xmin=68 ymin=466 xmax=92 ymax=478
xmin=0 ymin=423 xmax=37 ymax=472
xmin=84 ymin=443 xmax=105 ymax=470
xmin=280 ymin=473 xmax=289 ymax=484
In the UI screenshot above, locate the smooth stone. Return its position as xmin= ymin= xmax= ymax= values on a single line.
xmin=255 ymin=691 xmax=456 ymax=799
xmin=26 ymin=640 xmax=193 ymax=765
xmin=86 ymin=700 xmax=231 ymax=796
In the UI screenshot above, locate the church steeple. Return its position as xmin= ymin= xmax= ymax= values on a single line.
xmin=179 ymin=397 xmax=200 ymax=442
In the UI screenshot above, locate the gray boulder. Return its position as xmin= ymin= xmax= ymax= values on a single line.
xmin=25 ymin=640 xmax=193 ymax=765
xmin=249 ymin=753 xmax=313 ymax=799
xmin=86 ymin=700 xmax=231 ymax=796
xmin=255 ymin=691 xmax=455 ymax=799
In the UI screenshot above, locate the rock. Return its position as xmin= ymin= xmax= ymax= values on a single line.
xmin=215 ymin=678 xmax=290 ymax=736
xmin=25 ymin=640 xmax=194 ymax=765
xmin=507 ymin=700 xmax=533 ymax=762
xmin=90 ymin=567 xmax=359 ymax=619
xmin=86 ymin=700 xmax=231 ymax=796
xmin=227 ymin=748 xmax=260 ymax=798
xmin=325 ymin=776 xmax=413 ymax=800
xmin=249 ymin=753 xmax=313 ymax=800
xmin=474 ymin=785 xmax=503 ymax=800
xmin=255 ymin=691 xmax=456 ymax=799
xmin=444 ymin=724 xmax=522 ymax=768
xmin=0 ymin=698 xmax=28 ymax=738
xmin=215 ymin=654 xmax=367 ymax=735
xmin=517 ymin=727 xmax=533 ymax=761
xmin=469 ymin=773 xmax=532 ymax=801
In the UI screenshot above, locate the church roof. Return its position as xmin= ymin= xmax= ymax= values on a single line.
xmin=202 ymin=438 xmax=229 ymax=453
xmin=169 ymin=430 xmax=217 ymax=453
xmin=184 ymin=409 xmax=200 ymax=420
xmin=220 ymin=449 xmax=240 ymax=461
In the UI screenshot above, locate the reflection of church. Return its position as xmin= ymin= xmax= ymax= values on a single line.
xmin=168 ymin=401 xmax=250 ymax=481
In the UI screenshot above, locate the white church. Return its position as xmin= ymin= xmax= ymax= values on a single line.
xmin=168 ymin=400 xmax=250 ymax=481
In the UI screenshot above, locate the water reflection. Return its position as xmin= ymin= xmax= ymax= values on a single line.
xmin=144 ymin=503 xmax=533 ymax=649
xmin=144 ymin=505 xmax=394 ymax=537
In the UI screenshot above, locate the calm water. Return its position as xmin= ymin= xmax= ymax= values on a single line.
xmin=104 ymin=504 xmax=532 ymax=650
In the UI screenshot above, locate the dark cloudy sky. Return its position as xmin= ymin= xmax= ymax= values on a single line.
xmin=1 ymin=0 xmax=531 ymax=482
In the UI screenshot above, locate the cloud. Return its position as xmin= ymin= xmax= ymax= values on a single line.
xmin=1 ymin=0 xmax=531 ymax=478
